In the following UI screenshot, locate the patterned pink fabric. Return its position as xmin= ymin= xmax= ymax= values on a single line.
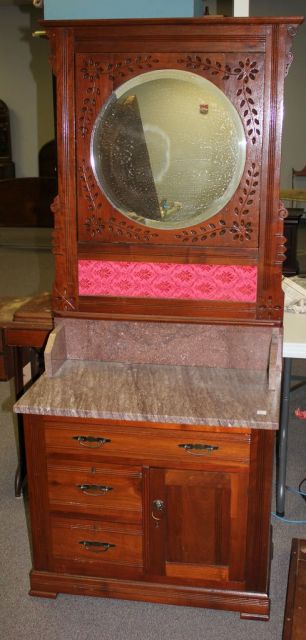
xmin=78 ymin=260 xmax=257 ymax=302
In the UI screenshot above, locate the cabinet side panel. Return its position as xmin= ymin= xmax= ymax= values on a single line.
xmin=245 ymin=429 xmax=274 ymax=592
xmin=23 ymin=414 xmax=52 ymax=571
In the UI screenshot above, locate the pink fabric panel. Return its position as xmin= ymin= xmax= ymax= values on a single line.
xmin=78 ymin=260 xmax=257 ymax=302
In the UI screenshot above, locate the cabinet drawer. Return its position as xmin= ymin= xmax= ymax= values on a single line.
xmin=50 ymin=517 xmax=143 ymax=570
xmin=47 ymin=462 xmax=142 ymax=523
xmin=44 ymin=420 xmax=251 ymax=468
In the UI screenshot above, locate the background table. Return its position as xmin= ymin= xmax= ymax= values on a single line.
xmin=276 ymin=312 xmax=306 ymax=516
xmin=0 ymin=293 xmax=53 ymax=495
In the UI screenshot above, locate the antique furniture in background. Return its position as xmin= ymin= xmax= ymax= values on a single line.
xmin=281 ymin=165 xmax=306 ymax=277
xmin=283 ymin=208 xmax=303 ymax=276
xmin=39 ymin=139 xmax=57 ymax=178
xmin=0 ymin=294 xmax=53 ymax=495
xmin=292 ymin=165 xmax=306 ymax=190
xmin=15 ymin=16 xmax=303 ymax=621
xmin=282 ymin=538 xmax=306 ymax=639
xmin=0 ymin=177 xmax=56 ymax=227
xmin=0 ymin=138 xmax=57 ymax=228
xmin=0 ymin=100 xmax=15 ymax=180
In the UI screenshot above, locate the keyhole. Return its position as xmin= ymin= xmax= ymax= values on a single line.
xmin=152 ymin=499 xmax=166 ymax=528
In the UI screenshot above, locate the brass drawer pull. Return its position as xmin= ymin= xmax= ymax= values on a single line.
xmin=178 ymin=443 xmax=219 ymax=455
xmin=77 ymin=484 xmax=113 ymax=495
xmin=79 ymin=540 xmax=115 ymax=553
xmin=72 ymin=435 xmax=111 ymax=448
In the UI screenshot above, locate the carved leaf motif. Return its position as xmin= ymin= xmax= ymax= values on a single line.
xmin=177 ymin=55 xmax=261 ymax=144
xmin=79 ymin=56 xmax=161 ymax=138
xmin=80 ymin=161 xmax=103 ymax=212
xmin=173 ymin=162 xmax=258 ymax=244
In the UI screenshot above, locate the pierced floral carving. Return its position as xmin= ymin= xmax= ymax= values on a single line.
xmin=177 ymin=56 xmax=261 ymax=144
xmin=84 ymin=215 xmax=160 ymax=242
xmin=80 ymin=161 xmax=103 ymax=212
xmin=174 ymin=163 xmax=258 ymax=244
xmin=81 ymin=55 xmax=160 ymax=82
xmin=79 ymin=56 xmax=160 ymax=137
xmin=81 ymin=160 xmax=259 ymax=245
xmin=84 ymin=215 xmax=104 ymax=238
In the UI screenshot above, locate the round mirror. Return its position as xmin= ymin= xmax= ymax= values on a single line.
xmin=91 ymin=69 xmax=246 ymax=230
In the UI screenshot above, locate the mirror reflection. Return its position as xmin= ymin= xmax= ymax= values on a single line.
xmin=91 ymin=70 xmax=246 ymax=230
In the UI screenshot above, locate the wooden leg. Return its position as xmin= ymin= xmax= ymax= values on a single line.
xmin=276 ymin=357 xmax=292 ymax=517
xmin=240 ymin=612 xmax=270 ymax=621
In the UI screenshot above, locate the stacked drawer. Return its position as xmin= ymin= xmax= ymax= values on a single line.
xmin=42 ymin=417 xmax=251 ymax=580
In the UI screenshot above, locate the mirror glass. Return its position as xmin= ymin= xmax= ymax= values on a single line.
xmin=91 ymin=70 xmax=246 ymax=230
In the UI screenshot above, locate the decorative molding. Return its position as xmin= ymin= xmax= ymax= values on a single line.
xmin=273 ymin=201 xmax=288 ymax=265
xmin=50 ymin=195 xmax=63 ymax=256
xmin=285 ymin=25 xmax=298 ymax=77
xmin=50 ymin=196 xmax=76 ymax=312
xmin=47 ymin=32 xmax=57 ymax=76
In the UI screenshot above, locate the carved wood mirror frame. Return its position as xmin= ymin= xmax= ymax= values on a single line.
xmin=45 ymin=17 xmax=302 ymax=324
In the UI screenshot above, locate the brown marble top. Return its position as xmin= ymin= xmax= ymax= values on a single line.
xmin=14 ymin=360 xmax=280 ymax=429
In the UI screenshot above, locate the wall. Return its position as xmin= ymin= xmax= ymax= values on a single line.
xmin=250 ymin=0 xmax=306 ymax=189
xmin=0 ymin=5 xmax=54 ymax=177
xmin=44 ymin=0 xmax=202 ymax=20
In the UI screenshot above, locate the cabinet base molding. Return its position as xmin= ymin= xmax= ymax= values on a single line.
xmin=29 ymin=570 xmax=270 ymax=619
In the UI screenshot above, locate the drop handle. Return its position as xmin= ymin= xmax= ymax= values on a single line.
xmin=178 ymin=443 xmax=219 ymax=456
xmin=77 ymin=484 xmax=114 ymax=496
xmin=79 ymin=541 xmax=115 ymax=553
xmin=72 ymin=435 xmax=111 ymax=448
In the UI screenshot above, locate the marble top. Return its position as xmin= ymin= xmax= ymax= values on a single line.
xmin=14 ymin=360 xmax=280 ymax=429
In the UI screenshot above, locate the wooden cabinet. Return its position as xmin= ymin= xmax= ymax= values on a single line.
xmin=15 ymin=15 xmax=302 ymax=622
xmin=24 ymin=413 xmax=274 ymax=619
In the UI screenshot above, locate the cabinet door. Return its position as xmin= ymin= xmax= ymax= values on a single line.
xmin=147 ymin=467 xmax=249 ymax=585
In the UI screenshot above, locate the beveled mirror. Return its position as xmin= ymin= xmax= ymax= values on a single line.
xmin=91 ymin=69 xmax=246 ymax=230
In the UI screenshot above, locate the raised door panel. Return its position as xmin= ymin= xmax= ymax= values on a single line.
xmin=147 ymin=467 xmax=249 ymax=586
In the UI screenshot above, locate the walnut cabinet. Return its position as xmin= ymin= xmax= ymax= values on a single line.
xmin=16 ymin=15 xmax=303 ymax=622
xmin=25 ymin=414 xmax=274 ymax=619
